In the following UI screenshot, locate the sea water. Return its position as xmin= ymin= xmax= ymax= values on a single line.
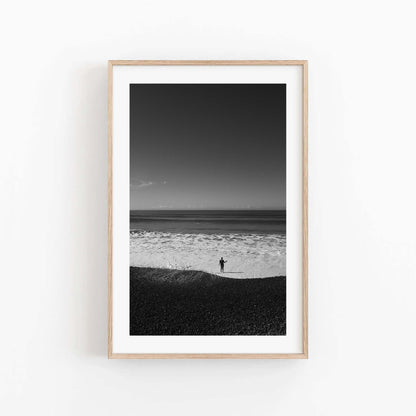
xmin=130 ymin=210 xmax=286 ymax=278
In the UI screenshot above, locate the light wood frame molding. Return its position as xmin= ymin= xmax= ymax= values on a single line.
xmin=108 ymin=60 xmax=308 ymax=359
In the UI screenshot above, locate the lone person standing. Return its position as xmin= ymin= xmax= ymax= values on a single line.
xmin=219 ymin=257 xmax=227 ymax=273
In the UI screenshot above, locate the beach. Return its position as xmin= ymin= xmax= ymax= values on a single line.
xmin=130 ymin=267 xmax=286 ymax=335
xmin=130 ymin=210 xmax=286 ymax=278
xmin=129 ymin=210 xmax=286 ymax=335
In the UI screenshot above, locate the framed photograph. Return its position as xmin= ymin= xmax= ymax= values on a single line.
xmin=108 ymin=60 xmax=308 ymax=358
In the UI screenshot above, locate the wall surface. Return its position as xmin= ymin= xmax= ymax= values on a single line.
xmin=1 ymin=1 xmax=415 ymax=415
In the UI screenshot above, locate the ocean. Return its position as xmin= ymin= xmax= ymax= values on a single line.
xmin=130 ymin=210 xmax=286 ymax=278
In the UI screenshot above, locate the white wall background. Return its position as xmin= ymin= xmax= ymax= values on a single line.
xmin=1 ymin=1 xmax=415 ymax=414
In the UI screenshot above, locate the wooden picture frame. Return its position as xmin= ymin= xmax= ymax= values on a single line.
xmin=108 ymin=60 xmax=308 ymax=359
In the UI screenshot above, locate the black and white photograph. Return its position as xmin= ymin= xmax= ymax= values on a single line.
xmin=129 ymin=83 xmax=287 ymax=336
xmin=6 ymin=0 xmax=415 ymax=412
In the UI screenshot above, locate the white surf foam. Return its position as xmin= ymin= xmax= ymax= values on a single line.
xmin=130 ymin=230 xmax=286 ymax=278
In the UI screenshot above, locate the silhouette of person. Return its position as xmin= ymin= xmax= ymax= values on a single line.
xmin=219 ymin=257 xmax=227 ymax=273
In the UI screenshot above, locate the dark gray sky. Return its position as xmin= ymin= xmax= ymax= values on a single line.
xmin=130 ymin=84 xmax=286 ymax=210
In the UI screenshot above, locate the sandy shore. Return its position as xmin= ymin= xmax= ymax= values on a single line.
xmin=130 ymin=267 xmax=286 ymax=335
